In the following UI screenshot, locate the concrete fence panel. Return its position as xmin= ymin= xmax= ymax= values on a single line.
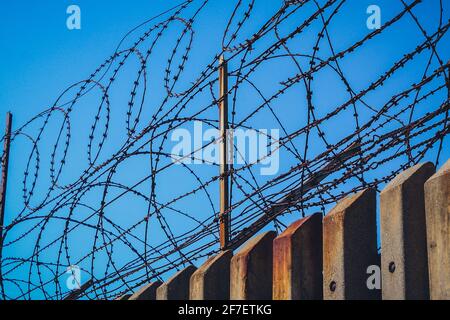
xmin=115 ymin=294 xmax=132 ymax=300
xmin=190 ymin=250 xmax=233 ymax=300
xmin=156 ymin=265 xmax=197 ymax=300
xmin=323 ymin=188 xmax=379 ymax=300
xmin=129 ymin=281 xmax=162 ymax=300
xmin=230 ymin=231 xmax=277 ymax=300
xmin=425 ymin=159 xmax=450 ymax=300
xmin=380 ymin=162 xmax=435 ymax=300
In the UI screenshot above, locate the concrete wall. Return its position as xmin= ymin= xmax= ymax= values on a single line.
xmin=125 ymin=160 xmax=450 ymax=300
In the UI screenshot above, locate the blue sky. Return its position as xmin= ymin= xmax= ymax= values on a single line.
xmin=0 ymin=0 xmax=449 ymax=299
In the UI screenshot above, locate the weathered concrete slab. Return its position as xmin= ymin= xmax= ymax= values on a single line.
xmin=190 ymin=250 xmax=233 ymax=300
xmin=129 ymin=281 xmax=162 ymax=300
xmin=380 ymin=162 xmax=435 ymax=300
xmin=273 ymin=213 xmax=323 ymax=300
xmin=323 ymin=189 xmax=379 ymax=300
xmin=425 ymin=159 xmax=450 ymax=300
xmin=156 ymin=265 xmax=197 ymax=300
xmin=230 ymin=231 xmax=277 ymax=300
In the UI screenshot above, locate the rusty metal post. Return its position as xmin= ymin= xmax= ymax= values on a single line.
xmin=273 ymin=213 xmax=323 ymax=300
xmin=156 ymin=265 xmax=197 ymax=300
xmin=218 ymin=55 xmax=230 ymax=250
xmin=129 ymin=281 xmax=162 ymax=300
xmin=190 ymin=250 xmax=233 ymax=300
xmin=323 ymin=189 xmax=379 ymax=300
xmin=380 ymin=162 xmax=435 ymax=300
xmin=424 ymin=159 xmax=450 ymax=300
xmin=0 ymin=112 xmax=12 ymax=249
xmin=230 ymin=231 xmax=276 ymax=300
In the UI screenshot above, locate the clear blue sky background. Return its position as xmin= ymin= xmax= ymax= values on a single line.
xmin=0 ymin=0 xmax=448 ymax=299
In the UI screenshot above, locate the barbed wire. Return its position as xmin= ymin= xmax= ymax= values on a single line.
xmin=0 ymin=0 xmax=448 ymax=300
